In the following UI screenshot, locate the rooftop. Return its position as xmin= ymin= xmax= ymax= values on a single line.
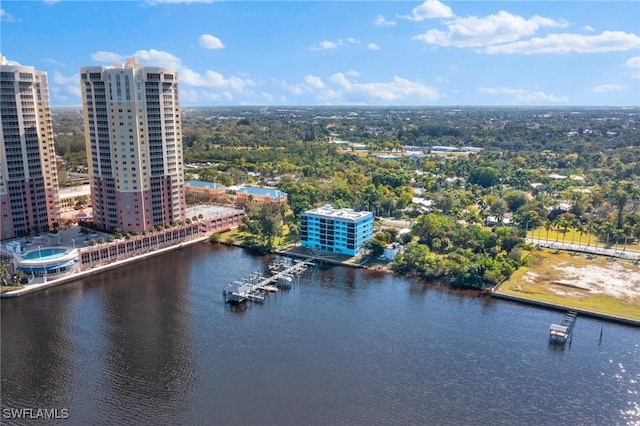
xmin=237 ymin=186 xmax=287 ymax=198
xmin=58 ymin=184 xmax=91 ymax=198
xmin=186 ymin=205 xmax=243 ymax=220
xmin=304 ymin=204 xmax=372 ymax=221
xmin=184 ymin=180 xmax=225 ymax=189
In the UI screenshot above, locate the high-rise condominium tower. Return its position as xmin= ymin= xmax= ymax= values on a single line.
xmin=0 ymin=57 xmax=60 ymax=240
xmin=80 ymin=58 xmax=185 ymax=233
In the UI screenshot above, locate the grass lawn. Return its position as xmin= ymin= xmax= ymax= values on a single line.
xmin=497 ymin=249 xmax=640 ymax=322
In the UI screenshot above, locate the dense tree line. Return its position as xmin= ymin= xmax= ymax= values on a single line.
xmin=392 ymin=213 xmax=525 ymax=290
xmin=50 ymin=106 xmax=640 ymax=288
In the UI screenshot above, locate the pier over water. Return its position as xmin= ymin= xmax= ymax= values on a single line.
xmin=223 ymin=257 xmax=313 ymax=303
xmin=549 ymin=311 xmax=577 ymax=346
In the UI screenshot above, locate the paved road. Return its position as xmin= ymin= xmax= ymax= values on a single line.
xmin=528 ymin=237 xmax=640 ymax=261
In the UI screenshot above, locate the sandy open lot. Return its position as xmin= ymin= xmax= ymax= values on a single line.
xmin=497 ymin=250 xmax=640 ymax=321
xmin=522 ymin=260 xmax=640 ymax=302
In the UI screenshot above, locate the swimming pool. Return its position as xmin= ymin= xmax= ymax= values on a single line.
xmin=17 ymin=247 xmax=80 ymax=277
xmin=21 ymin=247 xmax=69 ymax=260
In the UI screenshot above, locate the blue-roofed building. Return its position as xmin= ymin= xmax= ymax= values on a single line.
xmin=300 ymin=204 xmax=373 ymax=256
xmin=184 ymin=180 xmax=226 ymax=202
xmin=235 ymin=186 xmax=288 ymax=208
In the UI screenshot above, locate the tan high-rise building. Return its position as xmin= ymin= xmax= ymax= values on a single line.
xmin=0 ymin=56 xmax=60 ymax=240
xmin=80 ymin=58 xmax=185 ymax=233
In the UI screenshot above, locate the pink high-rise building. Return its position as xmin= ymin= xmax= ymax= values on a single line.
xmin=0 ymin=57 xmax=60 ymax=240
xmin=80 ymin=58 xmax=185 ymax=233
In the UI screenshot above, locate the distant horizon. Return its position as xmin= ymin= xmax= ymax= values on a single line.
xmin=2 ymin=1 xmax=638 ymax=107
xmin=50 ymin=104 xmax=640 ymax=109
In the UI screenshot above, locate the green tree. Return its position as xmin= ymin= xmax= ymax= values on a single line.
xmin=366 ymin=234 xmax=389 ymax=257
xmin=503 ymin=190 xmax=528 ymax=212
xmin=242 ymin=204 xmax=284 ymax=251
xmin=469 ymin=166 xmax=500 ymax=188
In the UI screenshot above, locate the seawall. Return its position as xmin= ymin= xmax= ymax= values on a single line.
xmin=491 ymin=292 xmax=640 ymax=327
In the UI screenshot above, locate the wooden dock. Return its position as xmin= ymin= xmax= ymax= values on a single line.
xmin=223 ymin=258 xmax=313 ymax=304
xmin=549 ymin=311 xmax=577 ymax=345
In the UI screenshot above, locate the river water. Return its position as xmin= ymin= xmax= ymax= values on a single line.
xmin=1 ymin=244 xmax=638 ymax=425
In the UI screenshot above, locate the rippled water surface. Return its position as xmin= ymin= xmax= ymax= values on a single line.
xmin=2 ymin=244 xmax=639 ymax=425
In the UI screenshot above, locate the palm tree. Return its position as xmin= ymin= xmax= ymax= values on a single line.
xmin=602 ymin=221 xmax=615 ymax=247
xmin=575 ymin=222 xmax=583 ymax=248
xmin=585 ymin=221 xmax=596 ymax=250
xmin=544 ymin=219 xmax=552 ymax=245
xmin=568 ymin=216 xmax=579 ymax=245
xmin=613 ymin=228 xmax=624 ymax=254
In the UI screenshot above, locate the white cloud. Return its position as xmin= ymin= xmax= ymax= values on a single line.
xmin=91 ymin=51 xmax=125 ymax=63
xmin=0 ymin=8 xmax=20 ymax=22
xmin=367 ymin=43 xmax=381 ymax=51
xmin=43 ymin=0 xmax=60 ymax=4
xmin=52 ymin=71 xmax=77 ymax=86
xmin=414 ymin=11 xmax=568 ymax=48
xmin=0 ymin=54 xmax=20 ymax=65
xmin=181 ymin=69 xmax=254 ymax=91
xmin=625 ymin=56 xmax=640 ymax=68
xmin=131 ymin=49 xmax=182 ymax=70
xmin=401 ymin=0 xmax=454 ymax=21
xmin=180 ymin=88 xmax=200 ymax=103
xmin=304 ymin=75 xmax=324 ymax=90
xmin=345 ymin=70 xmax=360 ymax=77
xmin=42 ymin=58 xmax=66 ymax=67
xmin=334 ymin=74 xmax=441 ymax=102
xmin=330 ymin=73 xmax=352 ymax=90
xmin=485 ymin=31 xmax=640 ymax=54
xmin=374 ymin=14 xmax=396 ymax=26
xmin=625 ymin=56 xmax=640 ymax=78
xmin=309 ymin=38 xmax=359 ymax=51
xmin=310 ymin=41 xmax=339 ymax=51
xmin=52 ymin=71 xmax=81 ymax=99
xmin=283 ymin=73 xmax=440 ymax=104
xmin=593 ymin=84 xmax=624 ymax=93
xmin=279 ymin=80 xmax=304 ymax=96
xmin=280 ymin=74 xmax=325 ymax=95
xmin=479 ymin=87 xmax=568 ymax=103
xmin=199 ymin=34 xmax=225 ymax=50
xmin=260 ymin=92 xmax=275 ymax=103
xmin=582 ymin=25 xmax=595 ymax=32
xmin=88 ymin=49 xmax=255 ymax=94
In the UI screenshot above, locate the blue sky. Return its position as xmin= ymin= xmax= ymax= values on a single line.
xmin=1 ymin=0 xmax=639 ymax=106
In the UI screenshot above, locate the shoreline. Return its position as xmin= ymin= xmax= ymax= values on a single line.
xmin=3 ymin=242 xmax=639 ymax=328
xmin=490 ymin=292 xmax=640 ymax=328
xmin=276 ymin=246 xmax=640 ymax=327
